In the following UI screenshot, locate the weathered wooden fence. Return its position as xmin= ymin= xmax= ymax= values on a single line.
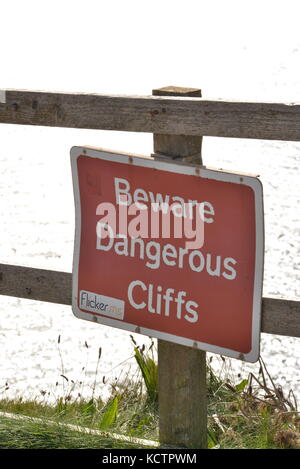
xmin=0 ymin=86 xmax=299 ymax=449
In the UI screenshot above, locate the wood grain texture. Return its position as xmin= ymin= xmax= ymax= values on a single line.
xmin=0 ymin=263 xmax=72 ymax=305
xmin=0 ymin=263 xmax=298 ymax=338
xmin=1 ymin=89 xmax=300 ymax=140
xmin=153 ymin=87 xmax=203 ymax=160
xmin=153 ymin=87 xmax=207 ymax=449
xmin=261 ymin=296 xmax=300 ymax=337
xmin=157 ymin=340 xmax=207 ymax=448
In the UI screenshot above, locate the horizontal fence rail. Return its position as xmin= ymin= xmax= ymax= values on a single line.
xmin=2 ymin=89 xmax=300 ymax=141
xmin=0 ymin=263 xmax=299 ymax=339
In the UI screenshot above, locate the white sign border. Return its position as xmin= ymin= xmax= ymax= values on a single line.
xmin=70 ymin=146 xmax=264 ymax=363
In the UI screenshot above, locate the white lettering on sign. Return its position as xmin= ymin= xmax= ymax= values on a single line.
xmin=127 ymin=280 xmax=199 ymax=323
xmin=96 ymin=234 xmax=237 ymax=279
xmin=114 ymin=177 xmax=215 ymax=222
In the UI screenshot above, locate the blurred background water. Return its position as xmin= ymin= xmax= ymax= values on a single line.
xmin=0 ymin=0 xmax=299 ymax=403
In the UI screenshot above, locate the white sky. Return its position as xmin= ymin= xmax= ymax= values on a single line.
xmin=1 ymin=0 xmax=300 ymax=100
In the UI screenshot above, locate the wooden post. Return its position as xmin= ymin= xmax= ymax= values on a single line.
xmin=152 ymin=86 xmax=207 ymax=449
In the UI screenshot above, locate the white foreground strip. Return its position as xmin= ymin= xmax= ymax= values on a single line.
xmin=0 ymin=411 xmax=159 ymax=448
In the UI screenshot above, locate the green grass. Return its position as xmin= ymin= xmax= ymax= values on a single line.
xmin=0 ymin=378 xmax=158 ymax=449
xmin=206 ymin=356 xmax=300 ymax=449
xmin=0 ymin=342 xmax=299 ymax=449
xmin=0 ymin=416 xmax=153 ymax=449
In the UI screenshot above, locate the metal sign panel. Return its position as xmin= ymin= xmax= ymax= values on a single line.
xmin=71 ymin=146 xmax=264 ymax=362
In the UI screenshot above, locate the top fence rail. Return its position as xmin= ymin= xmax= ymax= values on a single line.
xmin=1 ymin=89 xmax=300 ymax=141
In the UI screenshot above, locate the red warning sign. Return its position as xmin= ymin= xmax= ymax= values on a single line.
xmin=71 ymin=146 xmax=264 ymax=362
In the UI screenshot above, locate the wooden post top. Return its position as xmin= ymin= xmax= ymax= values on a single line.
xmin=152 ymin=86 xmax=202 ymax=97
xmin=152 ymin=86 xmax=203 ymax=163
